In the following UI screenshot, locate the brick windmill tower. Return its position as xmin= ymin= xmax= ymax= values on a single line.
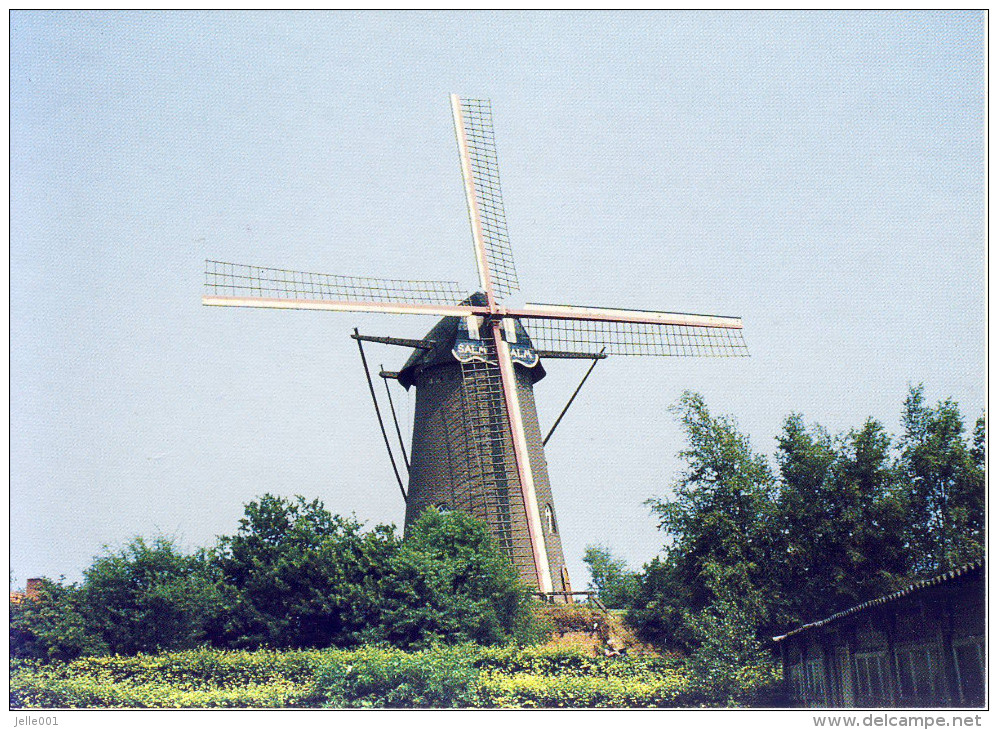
xmin=203 ymin=95 xmax=748 ymax=596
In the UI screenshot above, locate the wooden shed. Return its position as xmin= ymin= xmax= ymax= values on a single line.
xmin=773 ymin=561 xmax=985 ymax=708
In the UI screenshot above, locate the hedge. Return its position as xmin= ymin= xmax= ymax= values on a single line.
xmin=10 ymin=650 xmax=326 ymax=708
xmin=10 ymin=646 xmax=781 ymax=709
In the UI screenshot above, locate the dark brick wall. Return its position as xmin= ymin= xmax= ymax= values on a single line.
xmin=403 ymin=358 xmax=569 ymax=592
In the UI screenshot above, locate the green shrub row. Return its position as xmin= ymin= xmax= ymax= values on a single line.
xmin=10 ymin=645 xmax=782 ymax=709
xmin=473 ymin=644 xmax=683 ymax=677
xmin=10 ymin=674 xmax=321 ymax=709
xmin=475 ymin=673 xmax=689 ymax=708
xmin=12 ymin=645 xmax=678 ymax=685
xmin=12 ymin=648 xmax=326 ymax=688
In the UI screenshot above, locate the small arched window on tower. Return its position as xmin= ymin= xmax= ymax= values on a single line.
xmin=435 ymin=503 xmax=450 ymax=514
xmin=544 ymin=504 xmax=557 ymax=534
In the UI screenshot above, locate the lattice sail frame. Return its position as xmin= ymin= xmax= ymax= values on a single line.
xmin=519 ymin=317 xmax=749 ymax=357
xmin=205 ymin=260 xmax=468 ymax=305
xmin=452 ymin=96 xmax=519 ymax=303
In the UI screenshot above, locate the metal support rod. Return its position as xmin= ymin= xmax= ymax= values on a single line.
xmin=535 ymin=350 xmax=608 ymax=360
xmin=353 ymin=328 xmax=407 ymax=503
xmin=543 ymin=347 xmax=606 ymax=446
xmin=381 ymin=363 xmax=410 ymax=470
xmin=350 ymin=333 xmax=435 ymax=350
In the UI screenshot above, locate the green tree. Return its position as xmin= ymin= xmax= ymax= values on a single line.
xmin=631 ymin=392 xmax=779 ymax=648
xmin=828 ymin=419 xmax=909 ymax=603
xmin=971 ymin=414 xmax=986 ymax=470
xmin=11 ymin=538 xmax=219 ymax=660
xmin=211 ymin=494 xmax=399 ymax=649
xmin=899 ymin=386 xmax=984 ymax=574
xmin=12 ymin=496 xmax=539 ymax=660
xmin=774 ymin=411 xmax=914 ymax=629
xmin=582 ymin=544 xmax=638 ymax=609
xmin=627 ymin=388 xmax=983 ymax=668
xmin=79 ymin=536 xmax=221 ymax=655
xmin=380 ymin=508 xmax=535 ymax=649
xmin=773 ymin=414 xmax=838 ymax=624
xmin=10 ymin=579 xmax=104 ymax=661
xmin=625 ymin=554 xmax=693 ymax=648
xmin=683 ymin=560 xmax=772 ymax=706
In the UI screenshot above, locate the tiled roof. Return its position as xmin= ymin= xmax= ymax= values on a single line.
xmin=772 ymin=560 xmax=984 ymax=643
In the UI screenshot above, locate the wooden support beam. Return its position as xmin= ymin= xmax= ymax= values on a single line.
xmin=203 ymin=295 xmax=482 ymax=319
xmin=492 ymin=319 xmax=552 ymax=593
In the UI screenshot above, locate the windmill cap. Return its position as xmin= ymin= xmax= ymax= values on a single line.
xmin=397 ymin=292 xmax=546 ymax=389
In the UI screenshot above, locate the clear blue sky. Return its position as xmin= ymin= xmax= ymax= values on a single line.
xmin=10 ymin=11 xmax=985 ymax=586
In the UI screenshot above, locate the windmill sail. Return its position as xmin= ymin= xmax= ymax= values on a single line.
xmin=203 ymin=260 xmax=475 ymax=317
xmin=511 ymin=302 xmax=748 ymax=357
xmin=452 ymin=96 xmax=519 ymax=303
xmin=518 ymin=317 xmax=748 ymax=357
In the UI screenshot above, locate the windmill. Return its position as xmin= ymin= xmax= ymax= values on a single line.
xmin=203 ymin=95 xmax=748 ymax=597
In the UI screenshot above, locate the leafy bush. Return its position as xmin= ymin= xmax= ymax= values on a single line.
xmin=212 ymin=495 xmax=400 ymax=650
xmin=317 ymin=645 xmax=479 ymax=708
xmin=10 ymin=580 xmax=106 ymax=661
xmin=55 ymin=648 xmax=324 ymax=687
xmin=10 ymin=673 xmax=315 ymax=709
xmin=475 ymin=672 xmax=688 ymax=708
xmin=477 ymin=644 xmax=608 ymax=676
xmin=81 ymin=537 xmax=222 ymax=656
xmin=379 ymin=508 xmax=537 ymax=649
xmin=213 ymin=499 xmax=536 ymax=651
xmin=472 ymin=644 xmax=694 ymax=708
xmin=475 ymin=643 xmax=681 ymax=678
xmin=11 ymin=539 xmax=223 ymax=661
